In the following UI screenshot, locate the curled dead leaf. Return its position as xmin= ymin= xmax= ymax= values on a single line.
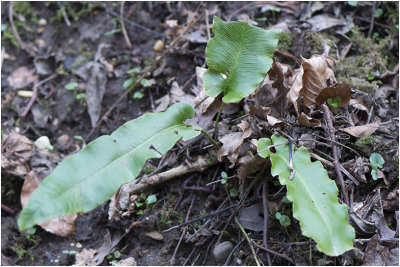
xmin=316 ymin=83 xmax=351 ymax=108
xmin=342 ymin=123 xmax=380 ymax=137
xmin=297 ymin=113 xmax=322 ymax=127
xmin=1 ymin=132 xmax=34 ymax=178
xmin=21 ymin=171 xmax=77 ymax=237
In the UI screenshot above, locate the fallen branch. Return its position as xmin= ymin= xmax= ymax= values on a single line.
xmin=117 ymin=155 xmax=218 ymax=210
xmin=321 ymin=104 xmax=349 ymax=205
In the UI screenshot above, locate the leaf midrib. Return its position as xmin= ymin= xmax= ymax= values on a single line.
xmin=58 ymin=123 xmax=188 ymax=211
xmin=276 ymin=151 xmax=334 ymax=250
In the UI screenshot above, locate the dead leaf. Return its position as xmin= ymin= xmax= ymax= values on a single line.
xmin=342 ymin=123 xmax=380 ymax=137
xmin=238 ymin=204 xmax=264 ymax=231
xmin=93 ymin=230 xmax=125 ymax=265
xmin=75 ymin=248 xmax=98 ymax=266
xmin=7 ymin=66 xmax=39 ymax=89
xmin=21 ymin=171 xmax=77 ymax=237
xmin=268 ymin=61 xmax=292 ymax=116
xmin=1 ymin=132 xmax=34 ymax=177
xmin=114 ymin=257 xmax=137 ymax=266
xmin=297 ymin=113 xmax=321 ymax=127
xmin=145 ymin=231 xmax=164 ymax=240
xmin=185 ymin=30 xmax=208 ymax=43
xmin=361 ymin=234 xmax=398 ymax=266
xmin=306 ymin=14 xmax=346 ymax=32
xmin=315 ymin=83 xmax=351 ymax=107
xmin=266 ymin=115 xmax=286 ymax=127
xmin=217 ymin=121 xmax=253 ymax=167
xmin=237 ymin=152 xmax=267 ymax=184
xmin=155 ymin=81 xmax=195 ymax=112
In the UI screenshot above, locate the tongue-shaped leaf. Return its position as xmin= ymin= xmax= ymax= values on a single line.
xmin=18 ymin=102 xmax=201 ymax=231
xmin=203 ymin=16 xmax=280 ymax=103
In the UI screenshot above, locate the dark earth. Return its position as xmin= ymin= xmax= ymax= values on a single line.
xmin=1 ymin=1 xmax=399 ymax=266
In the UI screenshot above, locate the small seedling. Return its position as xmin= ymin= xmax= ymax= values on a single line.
xmin=229 ymin=188 xmax=238 ymax=197
xmin=275 ymin=212 xmax=290 ymax=227
xmin=145 ymin=194 xmax=157 ymax=205
xmin=220 ymin=171 xmax=228 ymax=184
xmin=327 ymin=96 xmax=341 ymax=110
xmin=65 ymin=82 xmax=86 ymax=101
xmin=369 ymin=152 xmax=385 ymax=180
xmin=367 ymin=73 xmax=375 ymax=81
xmin=347 ymin=1 xmax=358 ymax=7
xmin=62 ymin=250 xmax=76 ymax=255
xmin=106 ymin=250 xmax=121 ymax=265
xmin=133 ymin=91 xmax=144 ymax=99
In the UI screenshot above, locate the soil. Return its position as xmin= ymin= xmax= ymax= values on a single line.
xmin=1 ymin=1 xmax=399 ymax=266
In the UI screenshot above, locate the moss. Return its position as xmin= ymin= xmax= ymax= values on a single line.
xmin=277 ymin=32 xmax=292 ymax=53
xmin=304 ymin=31 xmax=337 ymax=57
xmin=359 ymin=135 xmax=376 ymax=147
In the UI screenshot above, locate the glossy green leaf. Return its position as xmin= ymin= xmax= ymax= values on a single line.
xmin=257 ymin=135 xmax=355 ymax=256
xmin=123 ymin=77 xmax=135 ymax=88
xmin=203 ymin=16 xmax=280 ymax=103
xmin=18 ymin=102 xmax=201 ymax=231
xmin=369 ymin=152 xmax=385 ymax=169
xmin=257 ymin=137 xmax=272 ymax=158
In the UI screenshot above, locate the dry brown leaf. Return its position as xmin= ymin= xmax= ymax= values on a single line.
xmin=297 ymin=113 xmax=322 ymax=127
xmin=316 ymin=83 xmax=351 ymax=107
xmin=21 ymin=171 xmax=77 ymax=236
xmin=7 ymin=66 xmax=39 ymax=89
xmin=1 ymin=132 xmax=35 ymax=177
xmin=287 ymin=56 xmax=336 ymax=110
xmin=342 ymin=123 xmax=380 ymax=137
xmin=300 ymin=56 xmax=336 ymax=107
xmin=266 ymin=115 xmax=286 ymax=127
xmin=268 ymin=61 xmax=292 ymax=116
xmin=115 ymin=257 xmax=137 ymax=266
xmin=217 ymin=121 xmax=252 ymax=167
xmin=75 ymin=248 xmax=98 ymax=266
xmin=155 ymin=81 xmax=195 ymax=112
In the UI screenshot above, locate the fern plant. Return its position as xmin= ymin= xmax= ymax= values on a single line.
xmin=18 ymin=17 xmax=355 ymax=257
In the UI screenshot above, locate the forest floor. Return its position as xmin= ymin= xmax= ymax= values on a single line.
xmin=1 ymin=1 xmax=399 ymax=266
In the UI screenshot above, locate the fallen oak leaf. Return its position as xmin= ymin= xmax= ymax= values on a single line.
xmin=7 ymin=66 xmax=39 ymax=89
xmin=341 ymin=123 xmax=380 ymax=137
xmin=297 ymin=113 xmax=322 ymax=127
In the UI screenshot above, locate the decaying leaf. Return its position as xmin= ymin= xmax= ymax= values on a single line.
xmin=115 ymin=257 xmax=137 ymax=266
xmin=21 ymin=171 xmax=77 ymax=237
xmin=306 ymin=14 xmax=346 ymax=32
xmin=268 ymin=61 xmax=292 ymax=116
xmin=145 ymin=231 xmax=164 ymax=241
xmin=1 ymin=132 xmax=35 ymax=178
xmin=316 ymin=83 xmax=351 ymax=108
xmin=342 ymin=123 xmax=380 ymax=137
xmin=75 ymin=248 xmax=98 ymax=266
xmin=237 ymin=151 xmax=267 ymax=184
xmin=362 ymin=234 xmax=399 ymax=266
xmin=287 ymin=55 xmax=336 ymax=109
xmin=217 ymin=121 xmax=252 ymax=167
xmin=238 ymin=204 xmax=264 ymax=231
xmin=7 ymin=66 xmax=39 ymax=89
xmin=155 ymin=81 xmax=195 ymax=112
xmin=297 ymin=113 xmax=322 ymax=127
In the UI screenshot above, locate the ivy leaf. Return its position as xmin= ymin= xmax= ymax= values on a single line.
xmin=18 ymin=102 xmax=201 ymax=231
xmin=203 ymin=16 xmax=280 ymax=103
xmin=257 ymin=135 xmax=355 ymax=256
xmin=369 ymin=152 xmax=385 ymax=169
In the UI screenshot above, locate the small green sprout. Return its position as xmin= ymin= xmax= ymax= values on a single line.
xmin=62 ymin=250 xmax=76 ymax=255
xmin=347 ymin=1 xmax=358 ymax=7
xmin=229 ymin=188 xmax=238 ymax=197
xmin=65 ymin=82 xmax=85 ymax=101
xmin=65 ymin=82 xmax=78 ymax=90
xmin=275 ymin=212 xmax=290 ymax=227
xmin=140 ymin=79 xmax=152 ymax=88
xmin=367 ymin=73 xmax=375 ymax=81
xmin=133 ymin=91 xmax=144 ymax=99
xmin=220 ymin=171 xmax=228 ymax=184
xmin=146 ymin=194 xmax=157 ymax=205
xmin=327 ymin=96 xmax=341 ymax=109
xmin=123 ymin=77 xmax=135 ymax=89
xmin=369 ymin=152 xmax=385 ymax=180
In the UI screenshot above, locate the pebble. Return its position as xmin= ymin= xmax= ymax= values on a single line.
xmin=213 ymin=241 xmax=233 ymax=264
xmin=153 ymin=40 xmax=164 ymax=52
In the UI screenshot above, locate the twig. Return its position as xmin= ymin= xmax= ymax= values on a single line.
xmin=321 ymin=104 xmax=349 ymax=205
xmin=120 ymin=2 xmax=132 ymax=48
xmin=107 ymin=10 xmax=169 ymax=39
xmin=368 ymin=2 xmax=376 ymax=38
xmin=118 ymin=155 xmax=218 ymax=210
xmin=310 ymin=135 xmax=361 ymax=157
xmin=262 ymin=180 xmax=272 ymax=265
xmin=86 ymin=13 xmax=200 ymax=140
xmin=213 ymin=102 xmax=224 ymax=140
xmin=309 ymin=152 xmax=360 ymax=186
xmin=1 ymin=203 xmax=15 ymax=214
xmin=224 ymin=238 xmax=245 ymax=266
xmin=8 ymin=2 xmax=37 ymax=57
xmin=275 ymin=49 xmax=301 ymax=64
xmin=251 ymin=241 xmax=295 ymax=265
xmin=205 ymin=9 xmax=211 ymax=40
xmin=257 ymin=141 xmax=289 ymax=154
xmin=171 ymin=193 xmax=196 ymax=265
xmin=21 ymin=73 xmax=58 ymax=117
xmin=57 ymin=1 xmax=71 ymax=27
xmin=235 ymin=217 xmax=261 ymax=266
xmin=163 ymin=196 xmax=260 ymax=233
xmin=353 ymin=15 xmax=392 ymax=30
